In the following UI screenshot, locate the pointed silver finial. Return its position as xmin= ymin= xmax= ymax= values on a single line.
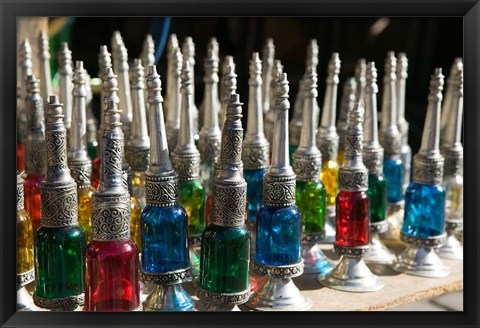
xmin=243 ymin=52 xmax=270 ymax=170
xmin=396 ymin=52 xmax=409 ymax=142
xmin=337 ymin=77 xmax=357 ymax=157
xmin=166 ymin=47 xmax=183 ymax=152
xmin=58 ymin=42 xmax=73 ymax=131
xmin=220 ymin=60 xmax=238 ymax=127
xmin=261 ymin=38 xmax=275 ymax=115
xmin=18 ymin=39 xmax=33 ymax=144
xmin=98 ymin=45 xmax=113 ymax=139
xmin=113 ymin=43 xmax=133 ymax=141
xmin=142 ymin=35 xmax=155 ymax=70
xmin=265 ymin=60 xmax=283 ymax=146
xmin=199 ymin=47 xmax=222 ymax=163
xmin=38 ymin=31 xmax=52 ymax=111
xmin=207 ymin=37 xmax=219 ymax=58
xmin=317 ymin=53 xmax=341 ymax=164
xmin=126 ymin=58 xmax=150 ymax=173
xmin=306 ymin=39 xmax=319 ymax=69
xmin=379 ymin=51 xmax=402 ymax=157
xmin=293 ymin=65 xmax=322 ymax=181
xmin=24 ymin=75 xmax=46 ymax=176
xmin=182 ymin=37 xmax=199 ymax=136
xmin=440 ymin=58 xmax=463 ymax=144
xmin=167 ymin=33 xmax=178 ymax=55
xmin=85 ymin=72 xmax=97 ymax=154
xmin=354 ymin=58 xmax=367 ymax=105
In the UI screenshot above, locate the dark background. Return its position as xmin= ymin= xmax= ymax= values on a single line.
xmin=65 ymin=17 xmax=462 ymax=156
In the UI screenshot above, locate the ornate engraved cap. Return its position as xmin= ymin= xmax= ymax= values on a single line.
xmin=293 ymin=65 xmax=322 ymax=181
xmin=17 ymin=172 xmax=25 ymax=211
xmin=337 ymin=77 xmax=357 ymax=150
xmin=142 ymin=34 xmax=155 ymax=71
xmin=306 ymin=39 xmax=319 ymax=69
xmin=264 ymin=73 xmax=297 ymax=207
xmin=38 ymin=31 xmax=52 ymax=103
xmin=58 ymin=42 xmax=73 ymax=130
xmin=219 ymin=60 xmax=238 ymax=127
xmin=441 ymin=58 xmax=463 ymax=145
xmin=317 ymin=53 xmax=341 ymax=162
xmin=243 ymin=52 xmax=269 ymax=170
xmin=338 ymin=97 xmax=368 ymax=192
xmin=413 ymin=68 xmax=445 ymax=185
xmin=171 ymin=60 xmax=201 ymax=181
xmin=379 ymin=51 xmax=402 ymax=157
xmin=19 ymin=39 xmax=33 ymax=77
xmin=92 ymin=97 xmax=131 ymax=241
xmin=199 ymin=48 xmax=222 ymax=163
xmin=102 ymin=67 xmax=120 ymax=106
xmin=261 ymin=38 xmax=275 ymax=114
xmin=442 ymin=60 xmax=463 ymax=177
xmin=68 ymin=61 xmax=92 ymax=188
xmin=24 ymin=75 xmax=47 ymax=176
xmin=126 ymin=58 xmax=150 ymax=172
xmin=211 ymin=93 xmax=248 ymax=227
xmin=363 ymin=62 xmax=384 ymax=176
xmin=41 ymin=96 xmax=79 ymax=228
xmin=145 ymin=65 xmax=179 ymax=207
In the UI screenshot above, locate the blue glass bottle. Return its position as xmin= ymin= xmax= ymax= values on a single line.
xmin=383 ymin=157 xmax=405 ymax=203
xmin=401 ymin=183 xmax=445 ymax=238
xmin=244 ymin=168 xmax=268 ymax=224
xmin=141 ymin=206 xmax=189 ymax=273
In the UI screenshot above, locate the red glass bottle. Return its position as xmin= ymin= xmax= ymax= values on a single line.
xmin=335 ymin=191 xmax=370 ymax=247
xmin=17 ymin=144 xmax=24 ymax=172
xmin=91 ymin=157 xmax=101 ymax=189
xmin=23 ymin=174 xmax=44 ymax=232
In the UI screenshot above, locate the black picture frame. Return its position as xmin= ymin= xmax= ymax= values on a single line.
xmin=1 ymin=1 xmax=478 ymax=327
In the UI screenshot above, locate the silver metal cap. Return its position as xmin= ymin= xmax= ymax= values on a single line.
xmin=57 ymin=42 xmax=73 ymax=131
xmin=97 ymin=45 xmax=113 ymax=144
xmin=41 ymin=95 xmax=79 ymax=228
xmin=182 ymin=37 xmax=196 ymax=66
xmin=363 ymin=62 xmax=384 ymax=176
xmin=68 ymin=61 xmax=92 ymax=188
xmin=167 ymin=33 xmax=179 ymax=55
xmin=207 ymin=37 xmax=220 ymax=58
xmin=243 ymin=52 xmax=269 ymax=170
xmin=171 ymin=60 xmax=201 ymax=181
xmin=38 ymin=31 xmax=52 ymax=107
xmin=337 ymin=77 xmax=357 ymax=153
xmin=212 ymin=93 xmax=248 ymax=227
xmin=24 ymin=74 xmax=47 ymax=175
xmin=142 ymin=34 xmax=156 ymax=70
xmin=111 ymin=30 xmax=124 ymax=54
xmin=441 ymin=58 xmax=463 ymax=144
xmin=354 ymin=58 xmax=367 ymax=105
xmin=379 ymin=51 xmax=402 ymax=156
xmin=220 ymin=61 xmax=238 ymax=128
xmin=442 ymin=60 xmax=463 ymax=177
xmin=145 ymin=65 xmax=179 ymax=207
xmin=261 ymin=38 xmax=275 ymax=114
xmin=102 ymin=67 xmax=120 ymax=107
xmin=317 ymin=53 xmax=341 ymax=162
xmin=85 ymin=72 xmax=97 ymax=146
xmin=18 ymin=39 xmax=33 ymax=144
xmin=266 ymin=60 xmax=283 ymax=146
xmin=293 ymin=65 xmax=322 ymax=181
xmin=17 ymin=172 xmax=25 ymax=211
xmin=396 ymin=52 xmax=409 ymax=144
xmin=126 ymin=58 xmax=150 ymax=172
xmin=199 ymin=47 xmax=222 ymax=163
xmin=114 ymin=43 xmax=133 ymax=139
xmin=306 ymin=39 xmax=319 ymax=69
xmin=338 ymin=98 xmax=368 ymax=192
xmin=412 ymin=68 xmax=445 ymax=185
xmin=264 ymin=73 xmax=297 ymax=207
xmin=166 ymin=47 xmax=183 ymax=152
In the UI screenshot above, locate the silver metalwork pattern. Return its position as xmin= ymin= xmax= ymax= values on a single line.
xmin=242 ymin=144 xmax=270 ymax=170
xmin=338 ymin=169 xmax=368 ymax=192
xmin=16 ymin=269 xmax=35 ymax=288
xmin=301 ymin=232 xmax=325 ymax=244
xmin=363 ymin=148 xmax=383 ymax=176
xmin=17 ymin=173 xmax=24 ymax=211
xmin=33 ymin=293 xmax=85 ymax=310
xmin=443 ymin=150 xmax=463 ymax=178
xmin=334 ymin=244 xmax=370 ymax=257
xmin=196 ymin=287 xmax=251 ymax=305
xmin=68 ymin=162 xmax=92 ymax=189
xmin=445 ymin=220 xmax=463 ymax=232
xmin=400 ymin=232 xmax=446 ymax=247
xmin=318 ymin=135 xmax=339 ymax=162
xmin=171 ymin=153 xmax=200 ymax=181
xmin=91 ymin=194 xmax=131 ymax=241
xmin=198 ymin=135 xmax=221 ymax=163
xmin=370 ymin=220 xmax=389 ymax=234
xmin=292 ymin=153 xmax=322 ymax=181
xmin=145 ymin=175 xmax=179 ymax=207
xmin=252 ymin=260 xmax=304 ymax=278
xmin=212 ymin=183 xmax=247 ymax=227
xmin=125 ymin=146 xmax=150 ymax=173
xmin=40 ymin=184 xmax=78 ymax=228
xmin=141 ymin=267 xmax=192 ymax=286
xmin=337 ymin=77 xmax=357 ymax=154
xmin=263 ymin=175 xmax=296 ymax=207
xmin=412 ymin=154 xmax=444 ymax=185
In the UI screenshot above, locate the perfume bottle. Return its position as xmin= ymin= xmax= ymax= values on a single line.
xmin=18 ymin=39 xmax=33 ymax=172
xmin=33 ymin=96 xmax=86 ymax=311
xmin=196 ymin=93 xmax=251 ymax=311
xmin=58 ymin=42 xmax=73 ymax=135
xmin=317 ymin=53 xmax=341 ymax=241
xmin=198 ymin=47 xmax=222 ymax=196
xmin=126 ymin=59 xmax=151 ymax=209
xmin=261 ymin=38 xmax=275 ymax=116
xmin=242 ymin=53 xmax=270 ymax=226
xmin=393 ymin=68 xmax=450 ymax=278
xmin=362 ymin=62 xmax=395 ymax=264
xmin=182 ymin=37 xmax=199 ymax=144
xmin=141 ymin=65 xmax=194 ymax=311
xmin=319 ymin=94 xmax=384 ymax=293
xmin=111 ymin=32 xmax=133 ymax=141
xmin=438 ymin=59 xmax=463 ymax=260
xmin=84 ymin=96 xmax=140 ymax=311
xmin=38 ymin=31 xmax=52 ymax=114
xmin=165 ymin=47 xmax=183 ymax=153
xmin=16 ymin=172 xmax=35 ymax=311
xmin=23 ymin=75 xmax=47 ymax=233
xmin=264 ymin=60 xmax=283 ymax=153
xmin=171 ymin=60 xmax=206 ymax=277
xmin=248 ymin=73 xmax=311 ymax=311
xmin=292 ymin=65 xmax=332 ymax=276
xmin=396 ymin=53 xmax=412 ymax=193
xmin=379 ymin=52 xmax=405 ymax=209
xmin=68 ymin=61 xmax=95 ymax=242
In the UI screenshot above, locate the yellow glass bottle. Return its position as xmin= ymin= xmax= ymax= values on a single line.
xmin=77 ymin=187 xmax=94 ymax=241
xmin=321 ymin=159 xmax=339 ymax=209
xmin=17 ymin=173 xmax=35 ymax=280
xmin=130 ymin=195 xmax=142 ymax=250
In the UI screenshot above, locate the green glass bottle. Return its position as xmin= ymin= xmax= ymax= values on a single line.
xmin=367 ymin=174 xmax=387 ymax=223
xmin=33 ymin=96 xmax=86 ymax=311
xmin=197 ymin=93 xmax=251 ymax=309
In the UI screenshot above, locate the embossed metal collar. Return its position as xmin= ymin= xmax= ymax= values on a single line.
xmin=145 ymin=173 xmax=179 ymax=207
xmin=263 ymin=174 xmax=297 ymax=207
xmin=412 ymin=153 xmax=444 ymax=185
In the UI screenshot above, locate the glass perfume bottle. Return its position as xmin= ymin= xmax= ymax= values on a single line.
xmin=317 ymin=53 xmax=342 ymax=241
xmin=140 ymin=65 xmax=194 ymax=311
xmin=319 ymin=93 xmax=384 ymax=293
xmin=242 ymin=53 xmax=270 ymax=226
xmin=292 ymin=64 xmax=331 ymax=276
xmin=248 ymin=73 xmax=311 ymax=311
xmin=23 ymin=75 xmax=47 ymax=233
xmin=17 ymin=172 xmax=35 ymax=311
xmin=68 ymin=60 xmax=94 ymax=242
xmin=393 ymin=68 xmax=450 ymax=278
xmin=33 ymin=96 xmax=86 ymax=311
xmin=171 ymin=60 xmax=205 ymax=277
xmin=84 ymin=94 xmax=140 ymax=312
xmin=198 ymin=46 xmax=222 ymax=196
xmin=196 ymin=93 xmax=250 ymax=311
xmin=362 ymin=61 xmax=395 ymax=264
xmin=125 ymin=59 xmax=151 ymax=209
